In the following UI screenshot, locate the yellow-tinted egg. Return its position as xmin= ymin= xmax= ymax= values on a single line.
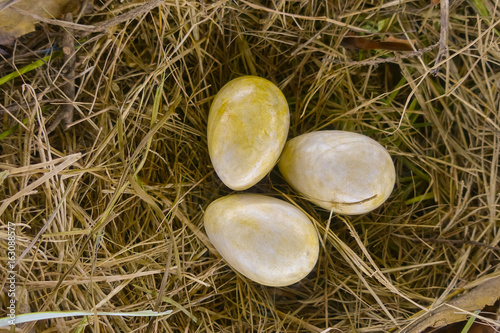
xmin=208 ymin=76 xmax=289 ymax=190
xmin=278 ymin=131 xmax=396 ymax=215
xmin=204 ymin=194 xmax=319 ymax=287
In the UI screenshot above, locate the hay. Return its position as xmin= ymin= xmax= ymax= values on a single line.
xmin=0 ymin=0 xmax=499 ymax=332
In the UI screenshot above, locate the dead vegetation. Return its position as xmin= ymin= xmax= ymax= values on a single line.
xmin=0 ymin=0 xmax=499 ymax=332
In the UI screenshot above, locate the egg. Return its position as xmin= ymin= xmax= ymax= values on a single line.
xmin=278 ymin=131 xmax=396 ymax=215
xmin=204 ymin=194 xmax=319 ymax=287
xmin=207 ymin=76 xmax=289 ymax=190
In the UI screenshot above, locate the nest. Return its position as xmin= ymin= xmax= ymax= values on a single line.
xmin=0 ymin=0 xmax=499 ymax=332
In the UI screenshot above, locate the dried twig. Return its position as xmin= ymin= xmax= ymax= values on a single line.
xmin=394 ymin=235 xmax=500 ymax=251
xmin=239 ymin=0 xmax=373 ymax=34
xmin=0 ymin=0 xmax=22 ymax=11
xmin=323 ymin=43 xmax=439 ymax=66
xmin=0 ymin=98 xmax=64 ymax=115
xmin=432 ymin=0 xmax=449 ymax=75
xmin=10 ymin=0 xmax=164 ymax=33
xmin=47 ymin=12 xmax=76 ymax=133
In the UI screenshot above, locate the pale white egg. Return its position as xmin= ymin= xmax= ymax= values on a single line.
xmin=207 ymin=76 xmax=289 ymax=190
xmin=278 ymin=131 xmax=396 ymax=215
xmin=204 ymin=194 xmax=319 ymax=287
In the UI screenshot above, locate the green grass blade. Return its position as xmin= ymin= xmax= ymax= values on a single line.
xmin=405 ymin=192 xmax=435 ymax=204
xmin=0 ymin=51 xmax=63 ymax=86
xmin=461 ymin=310 xmax=481 ymax=333
xmin=0 ymin=310 xmax=172 ymax=327
xmin=0 ymin=118 xmax=28 ymax=140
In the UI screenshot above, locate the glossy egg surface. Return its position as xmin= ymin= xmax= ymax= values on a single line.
xmin=278 ymin=131 xmax=396 ymax=214
xmin=204 ymin=194 xmax=319 ymax=287
xmin=207 ymin=76 xmax=289 ymax=190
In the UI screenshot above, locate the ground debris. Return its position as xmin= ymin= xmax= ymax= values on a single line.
xmin=403 ymin=276 xmax=500 ymax=333
xmin=0 ymin=0 xmax=86 ymax=45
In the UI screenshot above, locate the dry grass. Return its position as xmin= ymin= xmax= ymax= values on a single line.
xmin=1 ymin=0 xmax=499 ymax=332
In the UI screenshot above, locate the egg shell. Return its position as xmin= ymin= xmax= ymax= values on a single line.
xmin=204 ymin=194 xmax=319 ymax=287
xmin=207 ymin=76 xmax=290 ymax=191
xmin=278 ymin=131 xmax=396 ymax=215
